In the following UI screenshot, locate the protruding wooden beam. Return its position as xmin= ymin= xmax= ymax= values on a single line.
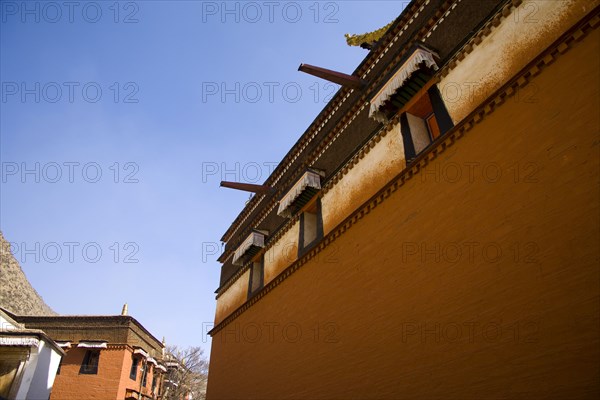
xmin=298 ymin=64 xmax=365 ymax=89
xmin=220 ymin=181 xmax=272 ymax=194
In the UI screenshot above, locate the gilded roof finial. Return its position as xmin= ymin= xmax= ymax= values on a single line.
xmin=345 ymin=21 xmax=394 ymax=49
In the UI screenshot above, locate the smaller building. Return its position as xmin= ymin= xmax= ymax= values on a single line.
xmin=0 ymin=308 xmax=63 ymax=400
xmin=161 ymin=359 xmax=197 ymax=400
xmin=5 ymin=308 xmax=167 ymax=400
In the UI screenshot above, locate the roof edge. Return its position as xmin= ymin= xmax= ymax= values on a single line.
xmin=219 ymin=0 xmax=424 ymax=243
xmin=3 ymin=308 xmax=164 ymax=350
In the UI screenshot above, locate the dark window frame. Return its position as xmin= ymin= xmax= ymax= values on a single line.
xmin=130 ymin=356 xmax=139 ymax=380
xmin=79 ymin=350 xmax=100 ymax=375
xmin=399 ymin=85 xmax=454 ymax=162
xmin=247 ymin=256 xmax=264 ymax=299
xmin=152 ymin=374 xmax=158 ymax=393
xmin=141 ymin=362 xmax=148 ymax=387
xmin=297 ymin=198 xmax=324 ymax=257
xmin=428 ymin=85 xmax=454 ymax=135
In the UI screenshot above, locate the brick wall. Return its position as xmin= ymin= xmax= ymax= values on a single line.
xmin=51 ymin=347 xmax=123 ymax=400
xmin=52 ymin=345 xmax=162 ymax=400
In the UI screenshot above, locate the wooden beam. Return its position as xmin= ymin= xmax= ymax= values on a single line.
xmin=394 ymin=78 xmax=438 ymax=119
xmin=220 ymin=181 xmax=272 ymax=194
xmin=298 ymin=64 xmax=365 ymax=89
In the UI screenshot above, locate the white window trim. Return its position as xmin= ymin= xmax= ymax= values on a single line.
xmin=277 ymin=171 xmax=322 ymax=218
xmin=369 ymin=47 xmax=438 ymax=123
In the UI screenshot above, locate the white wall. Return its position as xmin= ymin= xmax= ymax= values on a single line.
xmin=1 ymin=310 xmax=61 ymax=400
xmin=25 ymin=340 xmax=61 ymax=400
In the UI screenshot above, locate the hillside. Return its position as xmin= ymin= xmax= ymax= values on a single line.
xmin=0 ymin=231 xmax=56 ymax=316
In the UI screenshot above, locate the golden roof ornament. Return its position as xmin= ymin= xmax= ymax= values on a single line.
xmin=345 ymin=21 xmax=393 ymax=49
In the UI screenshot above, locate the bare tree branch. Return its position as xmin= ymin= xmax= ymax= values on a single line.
xmin=162 ymin=345 xmax=208 ymax=400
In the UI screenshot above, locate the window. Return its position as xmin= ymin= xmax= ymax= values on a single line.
xmin=426 ymin=113 xmax=441 ymax=140
xmin=404 ymin=112 xmax=432 ymax=155
xmin=367 ymin=44 xmax=454 ymax=161
xmin=0 ymin=347 xmax=29 ymax=398
xmin=130 ymin=357 xmax=139 ymax=380
xmin=400 ymin=86 xmax=454 ymax=161
xmin=141 ymin=363 xmax=148 ymax=387
xmin=276 ymin=169 xmax=323 ymax=256
xmin=302 ymin=211 xmax=318 ymax=247
xmin=232 ymin=231 xmax=265 ymax=266
xmin=277 ymin=170 xmax=322 ymax=218
xmin=374 ymin=66 xmax=434 ymax=123
xmin=79 ymin=350 xmax=99 ymax=374
xmin=298 ymin=199 xmax=323 ymax=256
xmin=248 ymin=257 xmax=264 ymax=297
xmin=152 ymin=375 xmax=158 ymax=393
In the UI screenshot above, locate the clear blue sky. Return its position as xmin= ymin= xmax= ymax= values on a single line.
xmin=0 ymin=1 xmax=406 ymax=352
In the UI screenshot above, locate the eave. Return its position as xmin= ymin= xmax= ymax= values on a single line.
xmin=219 ymin=0 xmax=430 ymax=243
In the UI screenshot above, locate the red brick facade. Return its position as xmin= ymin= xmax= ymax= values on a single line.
xmin=10 ymin=314 xmax=166 ymax=400
xmin=50 ymin=345 xmax=162 ymax=400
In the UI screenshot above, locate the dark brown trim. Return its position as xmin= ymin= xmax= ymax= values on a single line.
xmin=298 ymin=64 xmax=365 ymax=89
xmin=399 ymin=112 xmax=417 ymax=161
xmin=220 ymin=181 xmax=272 ymax=194
xmin=9 ymin=313 xmax=163 ymax=351
xmin=247 ymin=257 xmax=265 ymax=300
xmin=428 ymin=85 xmax=454 ymax=135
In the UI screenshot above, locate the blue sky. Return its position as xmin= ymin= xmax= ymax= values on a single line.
xmin=0 ymin=0 xmax=406 ymax=352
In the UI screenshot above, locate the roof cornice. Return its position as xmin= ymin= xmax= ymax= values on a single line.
xmin=220 ymin=0 xmax=433 ymax=243
xmin=12 ymin=314 xmax=164 ymax=349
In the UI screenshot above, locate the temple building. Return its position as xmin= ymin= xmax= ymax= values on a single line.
xmin=0 ymin=308 xmax=63 ymax=400
xmin=207 ymin=0 xmax=599 ymax=398
xmin=4 ymin=307 xmax=168 ymax=400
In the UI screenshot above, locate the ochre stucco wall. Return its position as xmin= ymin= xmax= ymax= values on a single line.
xmin=214 ymin=269 xmax=250 ymax=325
xmin=264 ymin=220 xmax=300 ymax=285
xmin=439 ymin=0 xmax=598 ymax=124
xmin=207 ymin=24 xmax=600 ymax=400
xmin=322 ymin=122 xmax=405 ymax=235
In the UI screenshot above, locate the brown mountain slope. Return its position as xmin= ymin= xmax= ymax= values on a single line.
xmin=0 ymin=231 xmax=56 ymax=316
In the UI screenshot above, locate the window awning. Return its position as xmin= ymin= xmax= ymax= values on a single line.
xmin=146 ymin=357 xmax=158 ymax=366
xmin=77 ymin=341 xmax=107 ymax=349
xmin=133 ymin=348 xmax=149 ymax=358
xmin=277 ymin=171 xmax=321 ymax=218
xmin=369 ymin=47 xmax=438 ymax=123
xmin=232 ymin=231 xmax=265 ymax=266
xmin=0 ymin=336 xmax=39 ymax=347
xmin=56 ymin=341 xmax=72 ymax=348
